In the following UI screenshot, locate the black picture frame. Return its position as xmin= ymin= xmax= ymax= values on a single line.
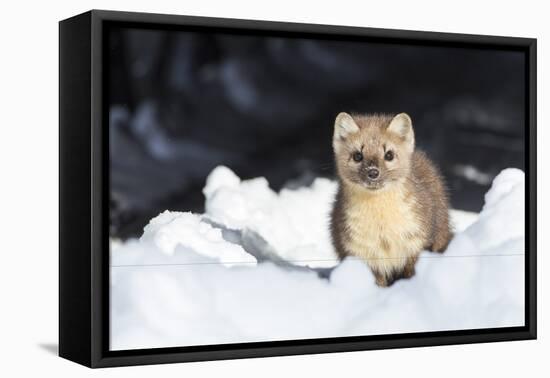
xmin=59 ymin=9 xmax=537 ymax=368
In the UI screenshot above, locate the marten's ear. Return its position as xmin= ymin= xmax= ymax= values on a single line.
xmin=387 ymin=113 xmax=415 ymax=150
xmin=333 ymin=112 xmax=359 ymax=142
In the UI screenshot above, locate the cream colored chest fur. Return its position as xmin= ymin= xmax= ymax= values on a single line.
xmin=342 ymin=187 xmax=425 ymax=275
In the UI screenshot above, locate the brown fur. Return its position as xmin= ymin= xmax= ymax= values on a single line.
xmin=330 ymin=112 xmax=452 ymax=287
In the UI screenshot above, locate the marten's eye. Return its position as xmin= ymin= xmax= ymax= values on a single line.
xmin=384 ymin=150 xmax=394 ymax=161
xmin=352 ymin=151 xmax=363 ymax=162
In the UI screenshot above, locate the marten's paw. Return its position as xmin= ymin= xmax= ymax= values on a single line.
xmin=374 ymin=273 xmax=389 ymax=287
xmin=402 ymin=265 xmax=416 ymax=279
xmin=430 ymin=231 xmax=453 ymax=253
xmin=374 ymin=272 xmax=397 ymax=287
xmin=402 ymin=256 xmax=417 ymax=278
xmin=375 ymin=260 xmax=417 ymax=287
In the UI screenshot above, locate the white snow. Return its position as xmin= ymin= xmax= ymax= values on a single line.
xmin=452 ymin=164 xmax=494 ymax=185
xmin=204 ymin=166 xmax=339 ymax=267
xmin=110 ymin=167 xmax=525 ymax=350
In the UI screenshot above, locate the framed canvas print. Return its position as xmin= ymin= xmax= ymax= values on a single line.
xmin=59 ymin=10 xmax=537 ymax=368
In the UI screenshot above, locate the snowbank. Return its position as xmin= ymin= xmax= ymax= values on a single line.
xmin=110 ymin=167 xmax=525 ymax=350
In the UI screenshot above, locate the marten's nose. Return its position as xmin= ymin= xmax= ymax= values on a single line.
xmin=367 ymin=168 xmax=380 ymax=179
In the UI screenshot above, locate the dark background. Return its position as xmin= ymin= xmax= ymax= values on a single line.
xmin=108 ymin=26 xmax=526 ymax=239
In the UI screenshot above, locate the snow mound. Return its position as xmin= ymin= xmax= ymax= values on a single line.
xmin=204 ymin=166 xmax=338 ymax=267
xmin=110 ymin=167 xmax=525 ymax=350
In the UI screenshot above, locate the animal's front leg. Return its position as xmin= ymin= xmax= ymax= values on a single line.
xmin=402 ymin=255 xmax=418 ymax=279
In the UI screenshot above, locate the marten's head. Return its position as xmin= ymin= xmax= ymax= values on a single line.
xmin=332 ymin=112 xmax=415 ymax=192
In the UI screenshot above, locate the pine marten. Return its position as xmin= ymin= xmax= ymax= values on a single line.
xmin=330 ymin=112 xmax=452 ymax=287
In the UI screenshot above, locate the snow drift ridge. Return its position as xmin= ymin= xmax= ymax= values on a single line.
xmin=111 ymin=167 xmax=525 ymax=350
